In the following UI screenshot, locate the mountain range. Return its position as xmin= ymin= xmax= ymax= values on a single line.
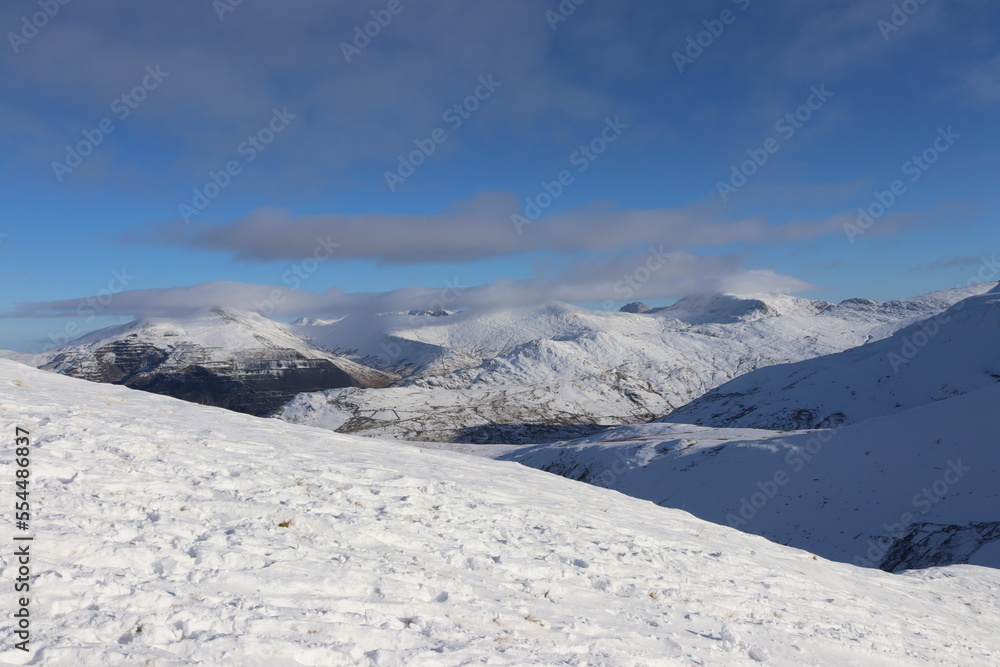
xmin=4 ymin=283 xmax=995 ymax=442
xmin=665 ymin=284 xmax=1000 ymax=430
xmin=499 ymin=284 xmax=1000 ymax=571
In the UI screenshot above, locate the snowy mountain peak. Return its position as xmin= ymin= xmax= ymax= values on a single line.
xmin=56 ymin=306 xmax=310 ymax=356
xmin=406 ymin=309 xmax=451 ymax=317
xmin=292 ymin=316 xmax=344 ymax=326
xmin=657 ymin=292 xmax=830 ymax=324
xmin=619 ymin=301 xmax=650 ymax=313
xmin=34 ymin=306 xmax=395 ymax=416
xmin=666 ymin=286 xmax=1000 ymax=431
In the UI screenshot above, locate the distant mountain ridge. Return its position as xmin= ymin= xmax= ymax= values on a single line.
xmin=665 ymin=283 xmax=1000 ymax=430
xmin=277 ymin=284 xmax=996 ymax=441
xmin=31 ymin=307 xmax=394 ymax=415
xmin=653 ymin=292 xmax=831 ymax=324
xmin=4 ymin=283 xmax=996 ymax=440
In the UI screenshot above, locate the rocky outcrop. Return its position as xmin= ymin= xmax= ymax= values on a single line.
xmin=879 ymin=522 xmax=1000 ymax=572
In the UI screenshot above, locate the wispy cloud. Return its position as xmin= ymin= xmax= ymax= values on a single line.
xmin=913 ymin=255 xmax=993 ymax=272
xmin=964 ymin=54 xmax=1000 ymax=106
xmin=2 ymin=250 xmax=813 ymax=321
xmin=132 ymin=191 xmax=856 ymax=265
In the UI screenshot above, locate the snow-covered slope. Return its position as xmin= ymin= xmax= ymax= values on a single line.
xmin=504 ymin=381 xmax=1000 ymax=571
xmin=3 ymin=359 xmax=1000 ymax=665
xmin=280 ymin=284 xmax=996 ymax=442
xmin=0 ymin=350 xmax=43 ymax=367
xmin=666 ymin=284 xmax=1000 ymax=430
xmin=277 ymin=385 xmax=615 ymax=444
xmin=33 ymin=307 xmax=395 ymax=416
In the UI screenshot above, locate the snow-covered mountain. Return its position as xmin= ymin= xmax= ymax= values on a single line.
xmin=3 ymin=358 xmax=1000 ymax=665
xmin=29 ymin=307 xmax=395 ymax=416
xmin=8 ymin=283 xmax=996 ymax=442
xmin=665 ymin=284 xmax=1000 ymax=430
xmin=503 ymin=380 xmax=1000 ymax=572
xmin=652 ymin=292 xmax=830 ymax=324
xmin=278 ymin=285 xmax=995 ymax=442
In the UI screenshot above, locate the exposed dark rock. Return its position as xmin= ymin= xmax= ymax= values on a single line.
xmin=43 ymin=336 xmax=376 ymax=416
xmin=879 ymin=521 xmax=1000 ymax=572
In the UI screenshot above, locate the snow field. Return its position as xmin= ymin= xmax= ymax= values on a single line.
xmin=1 ymin=360 xmax=999 ymax=665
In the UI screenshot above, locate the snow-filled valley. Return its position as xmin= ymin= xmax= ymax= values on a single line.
xmin=504 ymin=384 xmax=1000 ymax=572
xmin=3 ymin=359 xmax=1000 ymax=665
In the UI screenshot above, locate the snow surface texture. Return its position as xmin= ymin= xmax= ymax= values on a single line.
xmin=278 ymin=284 xmax=996 ymax=442
xmin=3 ymin=360 xmax=1000 ymax=665
xmin=504 ymin=381 xmax=1000 ymax=571
xmin=666 ymin=284 xmax=1000 ymax=430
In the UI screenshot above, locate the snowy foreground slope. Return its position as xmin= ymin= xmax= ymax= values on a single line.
xmin=279 ymin=285 xmax=996 ymax=442
xmin=665 ymin=285 xmax=1000 ymax=430
xmin=3 ymin=361 xmax=1000 ymax=665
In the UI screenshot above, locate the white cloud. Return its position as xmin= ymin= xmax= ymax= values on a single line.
xmin=2 ymin=251 xmax=813 ymax=321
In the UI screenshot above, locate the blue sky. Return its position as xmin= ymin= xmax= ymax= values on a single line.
xmin=2 ymin=0 xmax=999 ymax=351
